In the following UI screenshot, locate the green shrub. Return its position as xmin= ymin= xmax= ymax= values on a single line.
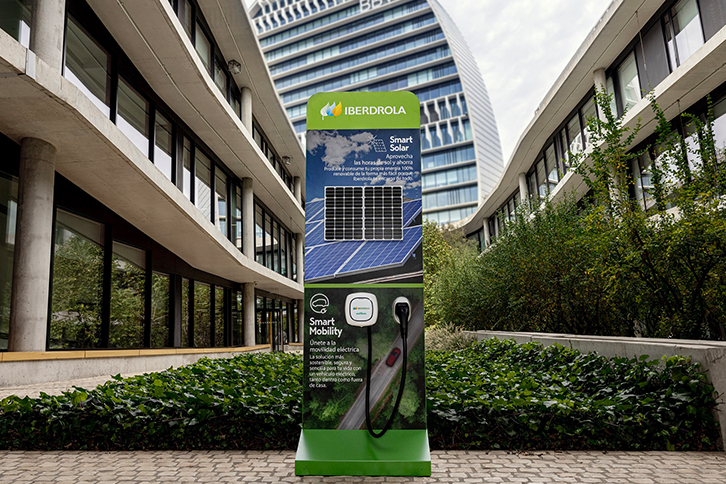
xmin=427 ymin=339 xmax=720 ymax=451
xmin=425 ymin=323 xmax=477 ymax=352
xmin=0 ymin=352 xmax=302 ymax=450
xmin=0 ymin=341 xmax=720 ymax=451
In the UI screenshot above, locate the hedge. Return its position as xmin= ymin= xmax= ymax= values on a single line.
xmin=0 ymin=339 xmax=720 ymax=450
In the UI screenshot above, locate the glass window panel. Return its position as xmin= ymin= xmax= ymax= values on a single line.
xmin=527 ymin=172 xmax=537 ymax=198
xmin=117 ymin=78 xmax=150 ymax=157
xmin=181 ymin=0 xmax=193 ymax=37
xmin=154 ymin=112 xmax=173 ymax=181
xmin=558 ymin=128 xmax=570 ymax=171
xmin=195 ymin=22 xmax=211 ymax=71
xmin=567 ymin=114 xmax=583 ymax=154
xmin=231 ymin=93 xmax=242 ymax=119
xmin=214 ymin=57 xmax=228 ymax=97
xmin=713 ymin=96 xmax=726 ymax=162
xmin=183 ymin=137 xmax=192 ymax=199
xmin=273 ymin=220 xmax=280 ymax=273
xmin=281 ymin=230 xmax=287 ymax=277
xmin=255 ymin=296 xmax=267 ymax=344
xmin=194 ymin=282 xmax=211 ymax=347
xmin=420 ymin=129 xmax=430 ymax=150
xmin=667 ymin=0 xmax=704 ymax=67
xmin=182 ymin=278 xmax=190 ymax=347
xmin=440 ymin=123 xmax=452 ymax=145
xmin=606 ymin=76 xmax=618 ymax=117
xmin=195 ymin=150 xmax=212 ymax=220
xmin=0 ymin=0 xmax=32 ymax=47
xmin=215 ymin=286 xmax=224 ymax=347
xmin=109 ymin=242 xmax=145 ymax=348
xmin=215 ymin=168 xmax=227 ymax=235
xmin=64 ymin=17 xmax=111 ymax=116
xmin=255 ymin=205 xmax=264 ymax=265
xmin=430 ymin=126 xmax=441 ymax=148
xmin=232 ymin=291 xmax=243 ymax=346
xmin=50 ymin=210 xmax=104 ymax=349
xmin=450 ymin=96 xmax=461 ymax=117
xmin=460 ymin=96 xmax=468 ymax=115
xmin=291 ymin=235 xmax=297 ymax=281
xmin=451 ymin=120 xmax=462 ymax=143
xmin=0 ymin=167 xmax=18 ymax=350
xmin=581 ymin=96 xmax=597 ymax=148
xmin=232 ymin=184 xmax=242 ymax=250
xmin=265 ymin=214 xmax=273 ymax=270
xmin=438 ymin=100 xmax=449 ymax=120
xmin=536 ymin=159 xmax=547 ymax=198
xmin=617 ymin=52 xmax=641 ymax=113
xmin=151 ymin=272 xmax=170 ymax=347
xmin=545 ymin=143 xmax=559 ymax=189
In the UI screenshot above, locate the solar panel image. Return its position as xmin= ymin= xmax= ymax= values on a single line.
xmin=304 ymin=240 xmax=364 ymax=281
xmin=305 ymin=199 xmax=325 ymax=220
xmin=324 ymin=186 xmax=403 ymax=241
xmin=402 ymin=200 xmax=422 ymax=228
xmin=337 ymin=226 xmax=422 ymax=276
xmin=305 ymin=220 xmax=326 ymax=248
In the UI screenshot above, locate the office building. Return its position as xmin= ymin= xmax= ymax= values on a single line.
xmin=0 ymin=0 xmax=304 ymax=386
xmin=464 ymin=0 xmax=726 ymax=247
xmin=250 ymin=0 xmax=503 ymax=225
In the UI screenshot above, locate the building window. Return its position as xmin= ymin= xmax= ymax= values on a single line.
xmin=215 ymin=168 xmax=228 ymax=235
xmin=64 ymin=16 xmax=111 ymax=116
xmin=117 ymin=78 xmax=150 ymax=157
xmin=154 ymin=112 xmax=174 ymax=182
xmin=232 ymin=291 xmax=243 ymax=346
xmin=182 ymin=136 xmax=193 ymax=199
xmin=194 ymin=282 xmax=211 ymax=347
xmin=665 ymin=0 xmax=704 ymax=69
xmin=195 ymin=149 xmax=212 ymax=220
xmin=0 ymin=159 xmax=18 ymax=351
xmin=232 ymin=184 xmax=242 ymax=251
xmin=182 ymin=277 xmax=191 ymax=347
xmin=214 ymin=286 xmax=224 ymax=347
xmin=50 ymin=210 xmax=105 ymax=349
xmin=617 ymin=52 xmax=641 ymax=113
xmin=265 ymin=213 xmax=273 ymax=270
xmin=194 ymin=22 xmax=212 ymax=71
xmin=151 ymin=272 xmax=170 ymax=347
xmin=255 ymin=205 xmax=264 ymax=265
xmin=109 ymin=242 xmax=146 ymax=348
xmin=0 ymin=0 xmax=32 ymax=47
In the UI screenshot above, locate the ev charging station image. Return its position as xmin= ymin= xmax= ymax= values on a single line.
xmin=295 ymin=92 xmax=430 ymax=476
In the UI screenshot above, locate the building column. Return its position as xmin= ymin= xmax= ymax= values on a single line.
xmin=8 ymin=137 xmax=57 ymax=352
xmin=243 ymin=282 xmax=255 ymax=346
xmin=242 ymin=177 xmax=254 ymax=259
xmin=518 ymin=172 xmax=528 ymax=203
xmin=297 ymin=298 xmax=304 ymax=344
xmin=482 ymin=217 xmax=491 ymax=248
xmin=30 ymin=0 xmax=66 ymax=71
xmin=241 ymin=86 xmax=253 ymax=132
xmin=294 ymin=176 xmax=302 ymax=205
xmin=593 ymin=68 xmax=608 ymax=122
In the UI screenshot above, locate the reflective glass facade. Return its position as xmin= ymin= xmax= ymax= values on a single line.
xmin=252 ymin=0 xmax=503 ymax=224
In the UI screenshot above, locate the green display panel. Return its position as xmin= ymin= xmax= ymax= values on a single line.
xmin=297 ymin=92 xmax=429 ymax=476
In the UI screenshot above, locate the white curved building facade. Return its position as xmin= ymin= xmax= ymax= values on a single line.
xmin=462 ymin=0 xmax=726 ymax=247
xmin=251 ymin=0 xmax=503 ymax=225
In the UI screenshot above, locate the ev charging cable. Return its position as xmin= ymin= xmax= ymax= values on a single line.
xmin=365 ymin=296 xmax=411 ymax=439
xmin=345 ymin=293 xmax=411 ymax=438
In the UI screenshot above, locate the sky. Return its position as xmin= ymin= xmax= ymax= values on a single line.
xmin=245 ymin=0 xmax=613 ymax=162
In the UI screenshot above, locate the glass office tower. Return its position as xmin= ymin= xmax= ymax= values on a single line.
xmin=251 ymin=0 xmax=503 ymax=224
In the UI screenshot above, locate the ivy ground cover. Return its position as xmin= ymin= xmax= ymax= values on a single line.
xmin=0 ymin=339 xmax=720 ymax=450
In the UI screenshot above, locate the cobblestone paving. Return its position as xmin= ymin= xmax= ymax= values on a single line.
xmin=1 ymin=450 xmax=725 ymax=483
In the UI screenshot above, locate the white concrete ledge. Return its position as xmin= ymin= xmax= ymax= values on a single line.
xmin=0 ymin=346 xmax=270 ymax=388
xmin=467 ymin=330 xmax=726 ymax=447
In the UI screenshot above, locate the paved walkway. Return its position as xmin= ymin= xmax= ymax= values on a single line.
xmin=0 ymin=449 xmax=725 ymax=483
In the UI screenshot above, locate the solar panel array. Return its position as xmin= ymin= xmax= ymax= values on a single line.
xmin=304 ymin=197 xmax=422 ymax=282
xmin=324 ymin=186 xmax=403 ymax=241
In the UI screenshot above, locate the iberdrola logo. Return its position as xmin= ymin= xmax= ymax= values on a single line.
xmin=320 ymin=101 xmax=343 ymax=120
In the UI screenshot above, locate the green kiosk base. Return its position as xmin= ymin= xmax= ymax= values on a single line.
xmin=295 ymin=429 xmax=431 ymax=476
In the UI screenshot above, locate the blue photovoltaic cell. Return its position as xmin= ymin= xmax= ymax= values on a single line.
xmin=402 ymin=200 xmax=421 ymax=228
xmin=305 ymin=199 xmax=324 ymax=221
xmin=305 ymin=241 xmax=364 ymax=281
xmin=338 ymin=225 xmax=422 ymax=275
xmin=305 ymin=221 xmax=326 ymax=247
xmin=308 ymin=207 xmax=325 ymax=223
